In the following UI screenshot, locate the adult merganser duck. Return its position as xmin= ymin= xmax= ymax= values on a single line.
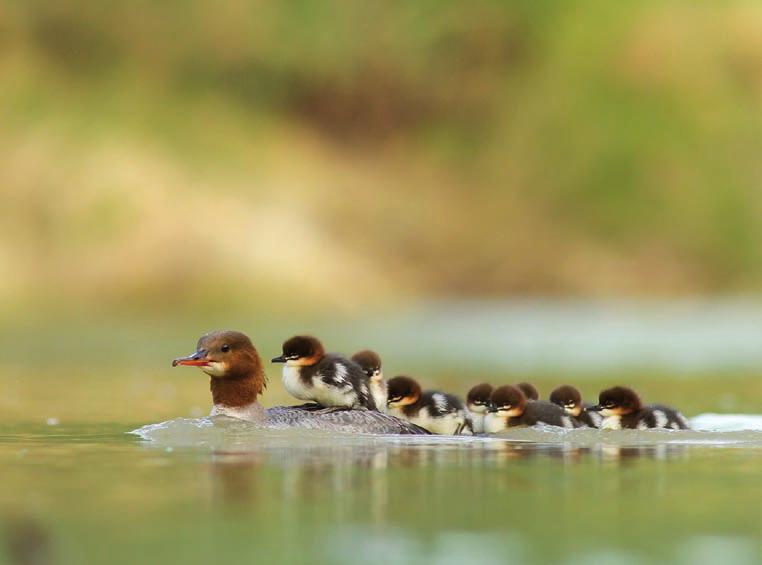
xmin=386 ymin=376 xmax=473 ymax=435
xmin=549 ymin=385 xmax=602 ymax=428
xmin=483 ymin=385 xmax=578 ymax=433
xmin=271 ymin=335 xmax=377 ymax=411
xmin=589 ymin=386 xmax=690 ymax=430
xmin=351 ymin=350 xmax=387 ymax=414
xmin=172 ymin=330 xmax=428 ymax=434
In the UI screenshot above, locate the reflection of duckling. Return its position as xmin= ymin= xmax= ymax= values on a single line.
xmin=483 ymin=385 xmax=578 ymax=433
xmin=272 ymin=335 xmax=377 ymax=410
xmin=516 ymin=382 xmax=540 ymax=401
xmin=549 ymin=385 xmax=602 ymax=428
xmin=351 ymin=350 xmax=387 ymax=414
xmin=387 ymin=376 xmax=473 ymax=435
xmin=589 ymin=386 xmax=690 ymax=430
xmin=466 ymin=383 xmax=494 ymax=433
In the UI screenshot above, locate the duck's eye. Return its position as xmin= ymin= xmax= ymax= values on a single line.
xmin=221 ymin=344 xmax=230 ymax=353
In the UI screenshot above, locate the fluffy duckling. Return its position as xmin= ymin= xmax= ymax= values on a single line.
xmin=386 ymin=376 xmax=473 ymax=435
xmin=466 ymin=383 xmax=494 ymax=433
xmin=483 ymin=385 xmax=578 ymax=433
xmin=272 ymin=335 xmax=377 ymax=411
xmin=590 ymin=386 xmax=690 ymax=430
xmin=516 ymin=382 xmax=540 ymax=401
xmin=549 ymin=385 xmax=602 ymax=428
xmin=351 ymin=350 xmax=387 ymax=414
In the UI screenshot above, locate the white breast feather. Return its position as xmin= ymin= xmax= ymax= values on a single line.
xmin=469 ymin=412 xmax=485 ymax=433
xmin=370 ymin=381 xmax=387 ymax=413
xmin=483 ymin=412 xmax=508 ymax=434
xmin=601 ymin=415 xmax=622 ymax=430
xmin=281 ymin=365 xmax=313 ymax=401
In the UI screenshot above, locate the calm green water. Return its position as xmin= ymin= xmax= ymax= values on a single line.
xmin=5 ymin=303 xmax=762 ymax=564
xmin=3 ymin=419 xmax=762 ymax=565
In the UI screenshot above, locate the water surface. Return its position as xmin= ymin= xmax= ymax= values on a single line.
xmin=3 ymin=416 xmax=762 ymax=564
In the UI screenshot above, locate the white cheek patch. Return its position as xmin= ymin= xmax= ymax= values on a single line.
xmin=202 ymin=361 xmax=227 ymax=377
xmin=468 ymin=403 xmax=488 ymax=414
xmin=286 ymin=359 xmax=300 ymax=367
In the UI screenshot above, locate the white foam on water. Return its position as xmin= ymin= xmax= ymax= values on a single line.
xmin=690 ymin=413 xmax=762 ymax=432
xmin=129 ymin=413 xmax=762 ymax=451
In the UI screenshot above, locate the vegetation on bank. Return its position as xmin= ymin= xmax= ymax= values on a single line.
xmin=3 ymin=2 xmax=762 ymax=315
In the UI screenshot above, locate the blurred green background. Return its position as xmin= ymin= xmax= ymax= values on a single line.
xmin=4 ymin=0 xmax=762 ymax=310
xmin=3 ymin=0 xmax=762 ymax=419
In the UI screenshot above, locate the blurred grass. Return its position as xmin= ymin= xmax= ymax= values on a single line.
xmin=2 ymin=1 xmax=762 ymax=319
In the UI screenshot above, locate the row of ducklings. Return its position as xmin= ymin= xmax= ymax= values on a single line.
xmin=273 ymin=335 xmax=690 ymax=435
xmin=465 ymin=383 xmax=690 ymax=434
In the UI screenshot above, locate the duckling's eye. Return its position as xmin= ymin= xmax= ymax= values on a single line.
xmin=221 ymin=344 xmax=230 ymax=353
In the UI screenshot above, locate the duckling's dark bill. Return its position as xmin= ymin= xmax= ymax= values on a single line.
xmin=271 ymin=355 xmax=286 ymax=363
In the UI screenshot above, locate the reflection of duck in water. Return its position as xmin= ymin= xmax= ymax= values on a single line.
xmin=172 ymin=330 xmax=429 ymax=434
xmin=589 ymin=386 xmax=690 ymax=430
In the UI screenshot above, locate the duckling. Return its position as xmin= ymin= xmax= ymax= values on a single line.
xmin=466 ymin=383 xmax=494 ymax=433
xmin=386 ymin=376 xmax=473 ymax=435
xmin=483 ymin=385 xmax=578 ymax=433
xmin=272 ymin=335 xmax=377 ymax=411
xmin=351 ymin=350 xmax=387 ymax=414
xmin=549 ymin=385 xmax=602 ymax=428
xmin=589 ymin=386 xmax=690 ymax=430
xmin=516 ymin=382 xmax=539 ymax=401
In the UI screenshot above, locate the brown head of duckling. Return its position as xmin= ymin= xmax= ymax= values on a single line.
xmin=516 ymin=382 xmax=539 ymax=401
xmin=549 ymin=385 xmax=583 ymax=417
xmin=271 ymin=335 xmax=325 ymax=366
xmin=351 ymin=350 xmax=382 ymax=380
xmin=386 ymin=376 xmax=422 ymax=409
xmin=466 ymin=383 xmax=494 ymax=413
xmin=490 ymin=385 xmax=527 ymax=418
xmin=591 ymin=386 xmax=642 ymax=416
xmin=172 ymin=330 xmax=266 ymax=407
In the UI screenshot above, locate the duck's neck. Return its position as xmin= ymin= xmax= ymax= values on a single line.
xmin=210 ymin=375 xmax=260 ymax=407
